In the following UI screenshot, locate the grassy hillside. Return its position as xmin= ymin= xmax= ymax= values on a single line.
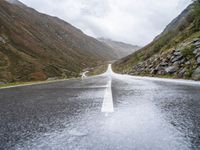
xmin=114 ymin=1 xmax=200 ymax=80
xmin=0 ymin=0 xmax=117 ymax=83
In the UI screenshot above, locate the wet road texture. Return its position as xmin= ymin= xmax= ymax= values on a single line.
xmin=0 ymin=65 xmax=200 ymax=150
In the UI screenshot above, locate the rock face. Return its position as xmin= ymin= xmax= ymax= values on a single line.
xmin=128 ymin=38 xmax=200 ymax=80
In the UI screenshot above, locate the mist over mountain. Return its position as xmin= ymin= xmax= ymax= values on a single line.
xmin=98 ymin=38 xmax=140 ymax=59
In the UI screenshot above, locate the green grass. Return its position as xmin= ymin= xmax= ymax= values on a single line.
xmin=180 ymin=45 xmax=196 ymax=57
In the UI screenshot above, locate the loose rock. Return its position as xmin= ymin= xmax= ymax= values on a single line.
xmin=0 ymin=82 xmax=5 ymax=85
xmin=165 ymin=66 xmax=178 ymax=74
xmin=197 ymin=57 xmax=200 ymax=65
xmin=0 ymin=37 xmax=6 ymax=44
xmin=192 ymin=67 xmax=200 ymax=80
xmin=171 ymin=55 xmax=183 ymax=63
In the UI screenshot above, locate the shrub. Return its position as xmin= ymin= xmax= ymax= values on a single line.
xmin=181 ymin=45 xmax=195 ymax=57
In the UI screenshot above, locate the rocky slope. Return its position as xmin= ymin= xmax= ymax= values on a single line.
xmin=114 ymin=2 xmax=200 ymax=80
xmin=98 ymin=38 xmax=140 ymax=59
xmin=130 ymin=39 xmax=200 ymax=80
xmin=0 ymin=0 xmax=118 ymax=83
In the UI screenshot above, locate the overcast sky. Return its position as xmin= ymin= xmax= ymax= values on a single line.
xmin=20 ymin=0 xmax=191 ymax=46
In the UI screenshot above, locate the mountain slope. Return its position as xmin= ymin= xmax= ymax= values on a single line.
xmin=114 ymin=2 xmax=200 ymax=80
xmin=98 ymin=38 xmax=140 ymax=59
xmin=0 ymin=0 xmax=117 ymax=83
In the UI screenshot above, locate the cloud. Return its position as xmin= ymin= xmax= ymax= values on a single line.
xmin=20 ymin=0 xmax=191 ymax=46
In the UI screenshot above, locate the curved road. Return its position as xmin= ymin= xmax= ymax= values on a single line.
xmin=0 ymin=65 xmax=200 ymax=150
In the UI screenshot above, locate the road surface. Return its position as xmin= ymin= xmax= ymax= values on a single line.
xmin=0 ymin=65 xmax=200 ymax=150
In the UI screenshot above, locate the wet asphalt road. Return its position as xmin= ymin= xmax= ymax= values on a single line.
xmin=0 ymin=66 xmax=200 ymax=150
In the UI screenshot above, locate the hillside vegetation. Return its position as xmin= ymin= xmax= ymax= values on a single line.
xmin=0 ymin=0 xmax=118 ymax=83
xmin=114 ymin=1 xmax=200 ymax=80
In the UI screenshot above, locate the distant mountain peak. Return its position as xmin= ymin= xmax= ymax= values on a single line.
xmin=98 ymin=38 xmax=140 ymax=59
xmin=5 ymin=0 xmax=24 ymax=6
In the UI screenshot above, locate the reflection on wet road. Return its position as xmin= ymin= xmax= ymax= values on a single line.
xmin=0 ymin=65 xmax=200 ymax=150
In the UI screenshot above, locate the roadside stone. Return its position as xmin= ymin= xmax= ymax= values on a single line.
xmin=171 ymin=55 xmax=175 ymax=61
xmin=180 ymin=58 xmax=186 ymax=64
xmin=197 ymin=57 xmax=200 ymax=65
xmin=129 ymin=72 xmax=135 ymax=75
xmin=178 ymin=68 xmax=186 ymax=78
xmin=160 ymin=62 xmax=168 ymax=66
xmin=0 ymin=82 xmax=5 ymax=85
xmin=150 ymin=69 xmax=157 ymax=75
xmin=173 ymin=61 xmax=180 ymax=66
xmin=0 ymin=37 xmax=6 ymax=44
xmin=192 ymin=38 xmax=200 ymax=43
xmin=171 ymin=55 xmax=183 ymax=63
xmin=185 ymin=61 xmax=191 ymax=65
xmin=157 ymin=70 xmax=166 ymax=75
xmin=149 ymin=64 xmax=154 ymax=68
xmin=192 ymin=67 xmax=200 ymax=80
xmin=193 ymin=48 xmax=200 ymax=55
xmin=165 ymin=66 xmax=178 ymax=74
xmin=193 ymin=41 xmax=200 ymax=47
xmin=155 ymin=65 xmax=163 ymax=71
xmin=173 ymin=51 xmax=182 ymax=56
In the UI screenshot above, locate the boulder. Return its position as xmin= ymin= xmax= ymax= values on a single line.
xmin=165 ymin=66 xmax=178 ymax=74
xmin=173 ymin=51 xmax=182 ymax=56
xmin=171 ymin=55 xmax=175 ymax=60
xmin=149 ymin=64 xmax=154 ymax=68
xmin=185 ymin=61 xmax=191 ymax=65
xmin=171 ymin=55 xmax=183 ymax=63
xmin=173 ymin=61 xmax=180 ymax=66
xmin=0 ymin=82 xmax=5 ymax=85
xmin=0 ymin=37 xmax=6 ymax=44
xmin=193 ymin=48 xmax=200 ymax=55
xmin=155 ymin=65 xmax=163 ymax=71
xmin=193 ymin=41 xmax=200 ymax=47
xmin=157 ymin=70 xmax=166 ymax=75
xmin=178 ymin=68 xmax=186 ymax=78
xmin=192 ymin=38 xmax=200 ymax=43
xmin=192 ymin=67 xmax=200 ymax=80
xmin=150 ymin=69 xmax=157 ymax=75
xmin=197 ymin=57 xmax=200 ymax=65
xmin=180 ymin=58 xmax=186 ymax=64
xmin=160 ymin=62 xmax=168 ymax=66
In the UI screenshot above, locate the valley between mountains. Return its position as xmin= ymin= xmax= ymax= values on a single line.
xmin=1 ymin=0 xmax=200 ymax=84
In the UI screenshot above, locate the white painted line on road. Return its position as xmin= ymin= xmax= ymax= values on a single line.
xmin=101 ymin=64 xmax=114 ymax=115
xmin=101 ymin=80 xmax=114 ymax=114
